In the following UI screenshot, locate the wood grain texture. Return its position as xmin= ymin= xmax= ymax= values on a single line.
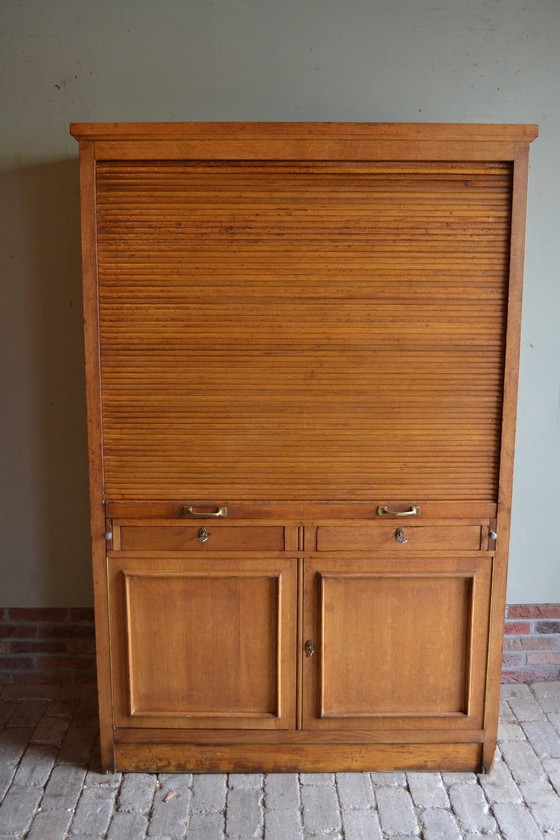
xmin=92 ymin=138 xmax=525 ymax=162
xmin=109 ymin=555 xmax=297 ymax=730
xmin=484 ymin=143 xmax=533 ymax=770
xmin=96 ymin=161 xmax=511 ymax=502
xmin=77 ymin=141 xmax=114 ymax=770
xmin=115 ymin=726 xmax=485 ymax=744
xmin=303 ymin=556 xmax=492 ymax=731
xmin=117 ymin=523 xmax=285 ymax=552
xmin=68 ymin=121 xmax=538 ymax=169
xmin=315 ymin=523 xmax=485 ymax=552
xmin=113 ymin=741 xmax=483 ymax=773
xmin=70 ymin=122 xmax=538 ymax=141
xmin=105 ymin=500 xmax=498 ymax=520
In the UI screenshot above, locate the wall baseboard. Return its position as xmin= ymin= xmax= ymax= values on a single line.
xmin=1 ymin=605 xmax=559 ymax=684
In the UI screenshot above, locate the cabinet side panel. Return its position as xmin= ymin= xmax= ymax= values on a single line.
xmin=78 ymin=141 xmax=113 ymax=769
xmin=484 ymin=143 xmax=532 ymax=768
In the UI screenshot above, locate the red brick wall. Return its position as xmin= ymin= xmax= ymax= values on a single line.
xmin=0 ymin=608 xmax=96 ymax=684
xmin=502 ymin=604 xmax=560 ymax=683
xmin=1 ymin=604 xmax=559 ymax=684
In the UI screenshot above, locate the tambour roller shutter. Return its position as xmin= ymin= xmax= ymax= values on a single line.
xmin=96 ymin=160 xmax=511 ymax=502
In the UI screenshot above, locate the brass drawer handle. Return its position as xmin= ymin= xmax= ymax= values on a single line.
xmin=377 ymin=505 xmax=420 ymax=517
xmin=182 ymin=506 xmax=228 ymax=518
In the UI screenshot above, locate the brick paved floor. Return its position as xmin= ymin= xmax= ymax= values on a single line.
xmin=2 ymin=682 xmax=560 ymax=839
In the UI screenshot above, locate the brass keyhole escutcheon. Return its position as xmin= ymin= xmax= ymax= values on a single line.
xmin=305 ymin=640 xmax=315 ymax=657
xmin=198 ymin=527 xmax=210 ymax=543
xmin=395 ymin=527 xmax=408 ymax=544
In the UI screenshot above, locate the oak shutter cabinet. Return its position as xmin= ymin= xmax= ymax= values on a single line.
xmin=71 ymin=122 xmax=537 ymax=773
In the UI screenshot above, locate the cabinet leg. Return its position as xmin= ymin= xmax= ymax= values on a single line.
xmin=481 ymin=737 xmax=497 ymax=774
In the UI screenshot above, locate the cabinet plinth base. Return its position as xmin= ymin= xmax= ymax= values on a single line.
xmin=111 ymin=741 xmax=484 ymax=774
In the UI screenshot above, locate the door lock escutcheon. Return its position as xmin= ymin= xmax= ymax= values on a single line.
xmin=395 ymin=527 xmax=408 ymax=543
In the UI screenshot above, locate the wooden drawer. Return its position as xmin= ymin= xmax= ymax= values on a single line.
xmin=116 ymin=523 xmax=285 ymax=552
xmin=315 ymin=524 xmax=485 ymax=552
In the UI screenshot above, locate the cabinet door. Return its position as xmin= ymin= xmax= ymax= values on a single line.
xmin=303 ymin=556 xmax=492 ymax=730
xmin=109 ymin=555 xmax=297 ymax=729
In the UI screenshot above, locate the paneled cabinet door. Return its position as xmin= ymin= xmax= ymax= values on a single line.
xmin=302 ymin=556 xmax=492 ymax=731
xmin=108 ymin=555 xmax=297 ymax=730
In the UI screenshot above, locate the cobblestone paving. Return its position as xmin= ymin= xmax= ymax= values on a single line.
xmin=2 ymin=682 xmax=560 ymax=838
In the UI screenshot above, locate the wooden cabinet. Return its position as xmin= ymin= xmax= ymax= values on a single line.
xmin=71 ymin=122 xmax=537 ymax=773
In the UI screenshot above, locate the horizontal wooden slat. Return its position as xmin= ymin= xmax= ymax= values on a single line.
xmin=114 ymin=725 xmax=486 ymax=744
xmin=94 ymin=139 xmax=522 ymax=162
xmin=105 ymin=500 xmax=498 ymax=520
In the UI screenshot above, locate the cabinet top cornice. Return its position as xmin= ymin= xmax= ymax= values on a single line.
xmin=69 ymin=121 xmax=538 ymax=143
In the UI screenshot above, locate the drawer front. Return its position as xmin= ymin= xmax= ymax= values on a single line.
xmin=315 ymin=524 xmax=484 ymax=552
xmin=118 ymin=524 xmax=285 ymax=552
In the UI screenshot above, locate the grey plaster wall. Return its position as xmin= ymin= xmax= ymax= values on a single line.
xmin=1 ymin=0 xmax=558 ymax=605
